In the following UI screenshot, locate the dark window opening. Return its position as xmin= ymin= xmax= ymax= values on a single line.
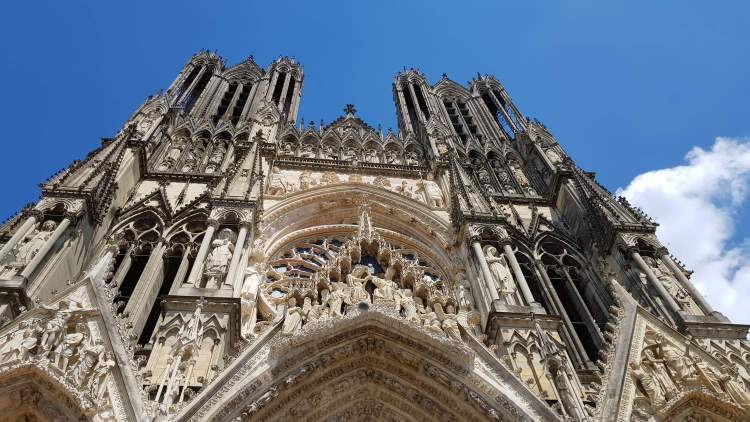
xmin=549 ymin=268 xmax=598 ymax=362
xmin=401 ymin=83 xmax=420 ymax=132
xmin=184 ymin=68 xmax=213 ymax=113
xmin=481 ymin=91 xmax=514 ymax=139
xmin=493 ymin=89 xmax=523 ymax=131
xmin=444 ymin=100 xmax=467 ymax=145
xmin=176 ymin=65 xmax=202 ymax=99
xmin=231 ymin=83 xmax=253 ymax=125
xmin=271 ymin=72 xmax=286 ymax=105
xmin=213 ymin=82 xmax=238 ymax=124
xmin=282 ymin=78 xmax=296 ymax=118
xmin=414 ymin=85 xmax=431 ymax=120
xmin=115 ymin=254 xmax=149 ymax=312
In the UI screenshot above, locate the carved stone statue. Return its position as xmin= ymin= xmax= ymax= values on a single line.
xmin=73 ymin=338 xmax=105 ymax=387
xmin=159 ymin=138 xmax=185 ymax=170
xmin=631 ymin=360 xmax=664 ymax=405
xmin=397 ymin=289 xmax=419 ymax=322
xmin=404 ymin=151 xmax=419 ymax=166
xmin=1 ymin=220 xmax=57 ymax=278
xmin=205 ymin=144 xmax=225 ymax=173
xmin=384 ymin=149 xmax=398 ymax=164
xmin=421 ymin=305 xmax=444 ymax=335
xmin=371 ymin=273 xmax=399 ymax=304
xmin=203 ymin=229 xmax=235 ymax=289
xmin=509 ymin=161 xmax=534 ymax=194
xmin=300 ymin=144 xmax=316 ymax=158
xmin=347 ymin=265 xmax=371 ymax=305
xmin=53 ymin=322 xmax=86 ymax=371
xmin=456 ymin=273 xmax=475 ymax=310
xmin=267 ymin=167 xmax=289 ymax=196
xmin=417 ymin=177 xmax=445 ymax=208
xmin=299 ymin=171 xmax=317 ymax=190
xmin=40 ymin=301 xmax=75 ymax=353
xmin=394 ymin=180 xmax=413 ymax=199
xmin=241 ymin=262 xmax=264 ymax=336
xmin=440 ymin=305 xmax=461 ymax=341
xmin=323 ymin=144 xmax=338 ymax=160
xmin=718 ymin=365 xmax=750 ymax=407
xmin=328 ymin=281 xmax=350 ymax=317
xmin=282 ymin=297 xmax=306 ymax=335
xmin=90 ymin=352 xmax=116 ymax=400
xmin=181 ymin=147 xmax=198 ymax=172
xmin=484 ymin=246 xmax=518 ymax=304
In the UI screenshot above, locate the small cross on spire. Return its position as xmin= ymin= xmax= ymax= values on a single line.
xmin=344 ymin=104 xmax=357 ymax=115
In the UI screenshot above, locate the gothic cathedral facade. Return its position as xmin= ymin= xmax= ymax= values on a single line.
xmin=0 ymin=51 xmax=748 ymax=421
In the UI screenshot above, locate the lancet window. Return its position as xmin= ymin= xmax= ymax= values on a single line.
xmin=537 ymin=238 xmax=609 ymax=363
xmin=480 ymin=89 xmax=515 ymax=139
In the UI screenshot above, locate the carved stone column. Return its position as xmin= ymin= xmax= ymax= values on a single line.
xmin=124 ymin=239 xmax=166 ymax=336
xmin=169 ymin=245 xmax=193 ymax=294
xmin=657 ymin=248 xmax=721 ymax=319
xmin=502 ymin=244 xmax=536 ymax=306
xmin=630 ymin=249 xmax=681 ymax=316
xmin=224 ymin=224 xmax=248 ymax=287
xmin=0 ymin=211 xmax=40 ymax=262
xmin=185 ymin=219 xmax=218 ymax=286
xmin=19 ymin=216 xmax=72 ymax=279
xmin=110 ymin=244 xmax=135 ymax=288
xmin=471 ymin=240 xmax=500 ymax=302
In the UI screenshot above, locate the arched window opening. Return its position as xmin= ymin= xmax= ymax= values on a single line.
xmin=282 ymin=78 xmax=296 ymax=118
xmin=401 ymin=83 xmax=420 ymax=132
xmin=492 ymin=89 xmax=523 ymax=131
xmin=547 ymin=266 xmax=598 ymax=362
xmin=480 ymin=90 xmax=513 ymax=139
xmin=183 ymin=67 xmax=213 ymax=113
xmin=414 ymin=84 xmax=431 ymax=120
xmin=271 ymin=72 xmax=286 ymax=106
xmin=538 ymin=238 xmax=609 ymax=365
xmin=176 ymin=65 xmax=202 ymax=100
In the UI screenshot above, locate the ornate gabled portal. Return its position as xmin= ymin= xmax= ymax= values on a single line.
xmin=180 ymin=308 xmax=552 ymax=421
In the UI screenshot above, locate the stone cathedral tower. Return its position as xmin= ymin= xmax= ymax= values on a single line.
xmin=0 ymin=51 xmax=748 ymax=422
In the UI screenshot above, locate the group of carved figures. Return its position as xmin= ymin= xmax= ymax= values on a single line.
xmin=0 ymin=220 xmax=57 ymax=279
xmin=267 ymin=167 xmax=445 ymax=207
xmin=157 ymin=136 xmax=228 ymax=174
xmin=279 ymin=141 xmax=422 ymax=166
xmin=276 ymin=264 xmax=462 ymax=341
xmin=630 ymin=334 xmax=750 ymax=411
xmin=0 ymin=300 xmax=115 ymax=399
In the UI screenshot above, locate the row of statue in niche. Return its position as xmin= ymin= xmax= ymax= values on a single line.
xmin=274 ymin=264 xmax=462 ymax=341
xmin=156 ymin=136 xmax=228 ymax=174
xmin=267 ymin=168 xmax=446 ymax=208
xmin=279 ymin=141 xmax=423 ymax=166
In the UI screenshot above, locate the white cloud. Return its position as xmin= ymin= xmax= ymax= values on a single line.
xmin=617 ymin=137 xmax=750 ymax=325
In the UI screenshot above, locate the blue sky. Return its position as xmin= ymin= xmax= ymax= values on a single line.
xmin=1 ymin=1 xmax=748 ymax=321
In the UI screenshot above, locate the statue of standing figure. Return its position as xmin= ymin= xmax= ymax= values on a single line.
xmin=484 ymin=246 xmax=518 ymax=305
xmin=282 ymin=297 xmax=306 ymax=335
xmin=417 ymin=176 xmax=445 ymax=208
xmin=203 ymin=229 xmax=235 ymax=289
